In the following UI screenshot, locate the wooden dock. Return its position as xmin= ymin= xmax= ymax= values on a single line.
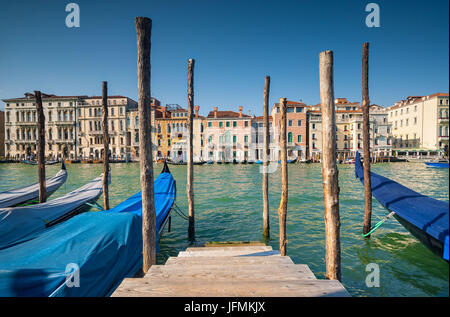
xmin=112 ymin=243 xmax=350 ymax=297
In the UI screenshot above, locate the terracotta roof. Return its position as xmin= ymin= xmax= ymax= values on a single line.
xmin=170 ymin=108 xmax=188 ymax=112
xmin=206 ymin=110 xmax=250 ymax=118
xmin=253 ymin=116 xmax=273 ymax=120
xmin=429 ymin=92 xmax=449 ymax=98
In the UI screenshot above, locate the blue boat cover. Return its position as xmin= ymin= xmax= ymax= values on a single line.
xmin=0 ymin=175 xmax=103 ymax=250
xmin=355 ymin=152 xmax=449 ymax=260
xmin=0 ymin=172 xmax=176 ymax=297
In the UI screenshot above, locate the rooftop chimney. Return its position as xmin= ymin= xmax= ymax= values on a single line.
xmin=239 ymin=106 xmax=243 ymax=118
xmin=214 ymin=106 xmax=218 ymax=118
xmin=194 ymin=105 xmax=200 ymax=118
xmin=162 ymin=106 xmax=167 ymax=118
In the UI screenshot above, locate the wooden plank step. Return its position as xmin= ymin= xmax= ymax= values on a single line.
xmin=112 ymin=278 xmax=349 ymax=297
xmin=146 ymin=264 xmax=317 ymax=280
xmin=165 ymin=256 xmax=294 ymax=266
xmin=185 ymin=246 xmax=273 ymax=252
xmin=178 ymin=249 xmax=280 ymax=257
xmin=204 ymin=241 xmax=267 ymax=247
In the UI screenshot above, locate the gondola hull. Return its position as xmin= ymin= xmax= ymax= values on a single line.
xmin=354 ymin=152 xmax=449 ymax=261
xmin=0 ymin=163 xmax=68 ymax=208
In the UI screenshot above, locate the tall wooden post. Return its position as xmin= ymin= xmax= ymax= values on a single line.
xmin=135 ymin=17 xmax=156 ymax=272
xmin=362 ymin=42 xmax=373 ymax=237
xmin=35 ymin=91 xmax=46 ymax=203
xmin=102 ymin=81 xmax=110 ymax=210
xmin=319 ymin=50 xmax=341 ymax=281
xmin=262 ymin=76 xmax=270 ymax=238
xmin=187 ymin=58 xmax=195 ymax=240
xmin=278 ymin=97 xmax=288 ymax=256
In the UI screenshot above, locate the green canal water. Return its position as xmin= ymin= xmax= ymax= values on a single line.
xmin=0 ymin=162 xmax=448 ymax=297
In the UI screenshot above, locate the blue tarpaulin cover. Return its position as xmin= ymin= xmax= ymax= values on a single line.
xmin=0 ymin=175 xmax=103 ymax=250
xmin=355 ymin=152 xmax=449 ymax=260
xmin=0 ymin=171 xmax=176 ymax=297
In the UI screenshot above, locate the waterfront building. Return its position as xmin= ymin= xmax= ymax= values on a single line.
xmin=249 ymin=115 xmax=275 ymax=162
xmin=307 ymin=99 xmax=392 ymax=160
xmin=0 ymin=110 xmax=4 ymax=158
xmin=204 ymin=106 xmax=252 ymax=162
xmin=2 ymin=94 xmax=87 ymax=160
xmin=78 ymin=96 xmax=138 ymax=160
xmin=154 ymin=105 xmax=205 ymax=162
xmin=2 ymin=93 xmax=163 ymax=161
xmin=271 ymin=100 xmax=309 ymax=161
xmin=386 ymin=93 xmax=449 ymax=157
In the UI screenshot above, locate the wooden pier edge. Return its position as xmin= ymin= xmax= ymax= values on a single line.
xmin=111 ymin=243 xmax=350 ymax=297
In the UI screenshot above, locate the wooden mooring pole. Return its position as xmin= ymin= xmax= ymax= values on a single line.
xmin=35 ymin=91 xmax=46 ymax=203
xmin=262 ymin=76 xmax=271 ymax=238
xmin=362 ymin=42 xmax=373 ymax=237
xmin=319 ymin=50 xmax=341 ymax=281
xmin=187 ymin=58 xmax=195 ymax=240
xmin=102 ymin=81 xmax=110 ymax=210
xmin=278 ymin=97 xmax=288 ymax=256
xmin=135 ymin=17 xmax=156 ymax=272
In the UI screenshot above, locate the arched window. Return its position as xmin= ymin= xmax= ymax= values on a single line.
xmin=288 ymin=132 xmax=293 ymax=143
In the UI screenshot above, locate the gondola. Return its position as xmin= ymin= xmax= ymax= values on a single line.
xmin=0 ymin=174 xmax=104 ymax=250
xmin=355 ymin=152 xmax=449 ymax=261
xmin=24 ymin=160 xmax=59 ymax=166
xmin=0 ymin=163 xmax=68 ymax=208
xmin=0 ymin=162 xmax=176 ymax=296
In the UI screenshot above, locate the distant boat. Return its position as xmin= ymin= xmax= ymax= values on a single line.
xmin=343 ymin=158 xmax=355 ymax=164
xmin=0 ymin=163 xmax=67 ymax=208
xmin=255 ymin=160 xmax=263 ymax=164
xmin=277 ymin=158 xmax=298 ymax=164
xmin=424 ymin=159 xmax=449 ymax=168
xmin=206 ymin=160 xmax=213 ymax=165
xmin=24 ymin=160 xmax=60 ymax=166
xmin=355 ymin=152 xmax=449 ymax=262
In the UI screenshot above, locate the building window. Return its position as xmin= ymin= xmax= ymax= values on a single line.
xmin=244 ymin=121 xmax=248 ymax=127
xmin=244 ymin=135 xmax=248 ymax=144
xmin=312 ymin=123 xmax=316 ymax=130
xmin=233 ymin=121 xmax=237 ymax=127
xmin=295 ymin=107 xmax=303 ymax=113
xmin=208 ymin=122 xmax=212 ymax=127
xmin=233 ymin=135 xmax=237 ymax=144
xmin=288 ymin=132 xmax=293 ymax=143
xmin=297 ymin=135 xmax=302 ymax=143
xmin=288 ymin=120 xmax=292 ymax=127
xmin=226 ymin=121 xmax=230 ymax=127
xmin=298 ymin=120 xmax=302 ymax=126
xmin=219 ymin=122 xmax=223 ymax=128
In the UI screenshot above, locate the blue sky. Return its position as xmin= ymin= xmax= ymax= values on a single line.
xmin=0 ymin=0 xmax=448 ymax=115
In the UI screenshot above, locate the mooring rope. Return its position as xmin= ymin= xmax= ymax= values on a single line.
xmin=362 ymin=211 xmax=396 ymax=237
xmin=85 ymin=201 xmax=104 ymax=211
xmin=173 ymin=203 xmax=189 ymax=221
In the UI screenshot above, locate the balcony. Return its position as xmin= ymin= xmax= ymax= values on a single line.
xmin=15 ymin=121 xmax=37 ymax=126
xmin=54 ymin=120 xmax=75 ymax=125
xmin=438 ymin=117 xmax=449 ymax=123
xmin=438 ymin=135 xmax=449 ymax=141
